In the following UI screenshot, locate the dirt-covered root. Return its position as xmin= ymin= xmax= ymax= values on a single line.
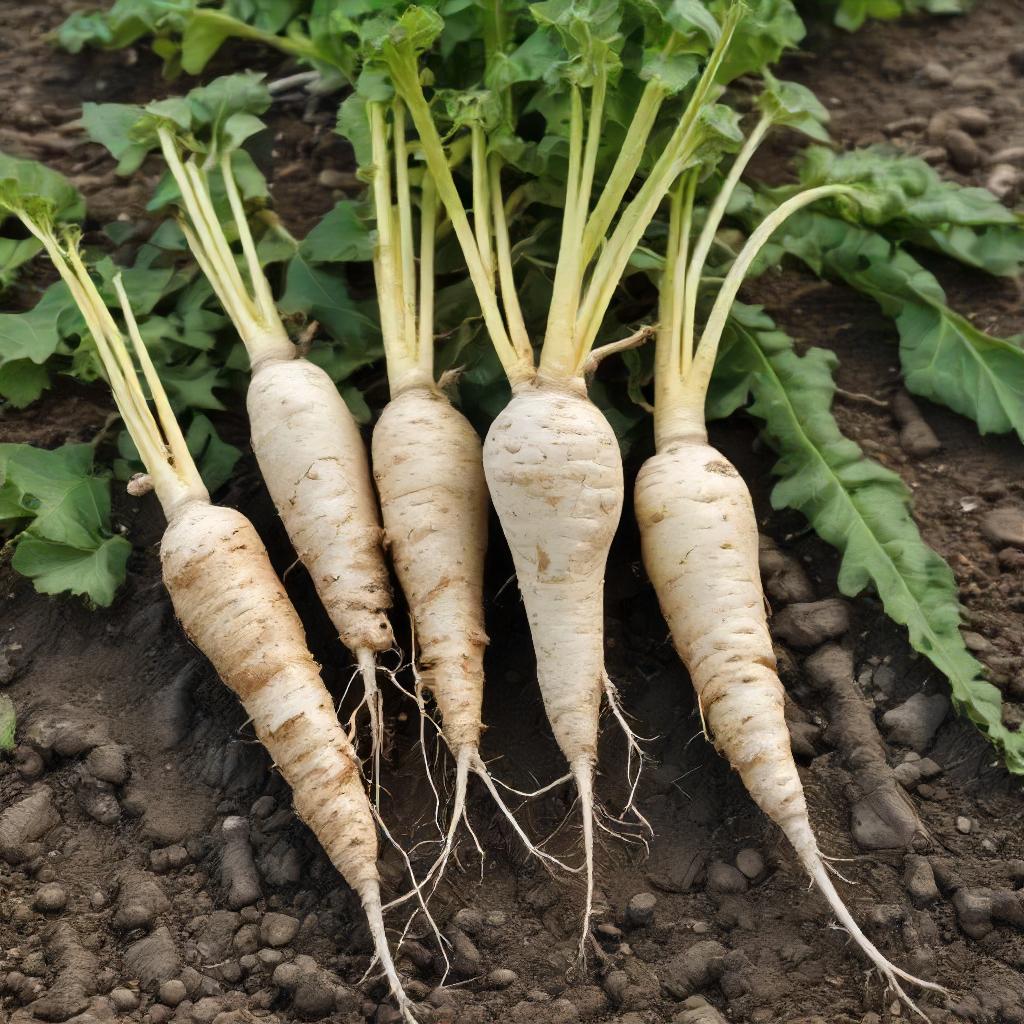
xmin=0 ymin=785 xmax=60 ymax=864
xmin=28 ymin=921 xmax=97 ymax=1022
xmin=805 ymin=644 xmax=926 ymax=850
xmin=113 ymin=869 xmax=170 ymax=932
xmin=220 ymin=815 xmax=262 ymax=910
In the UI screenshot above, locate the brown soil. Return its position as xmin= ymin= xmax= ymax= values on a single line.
xmin=2 ymin=3 xmax=1024 ymax=1024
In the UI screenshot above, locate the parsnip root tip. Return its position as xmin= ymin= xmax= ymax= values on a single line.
xmin=571 ymin=756 xmax=596 ymax=963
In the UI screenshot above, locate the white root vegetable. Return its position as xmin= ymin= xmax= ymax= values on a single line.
xmin=17 ymin=226 xmax=416 ymax=1021
xmin=380 ymin=12 xmax=742 ymax=946
xmin=157 ymin=134 xmax=394 ymax=776
xmin=364 ymin=102 xmax=558 ymax=877
xmin=634 ymin=132 xmax=943 ymax=1014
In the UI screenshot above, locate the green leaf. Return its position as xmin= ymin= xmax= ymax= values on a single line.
xmin=300 ymin=201 xmax=374 ymax=263
xmin=12 ymin=534 xmax=131 ymax=608
xmin=0 ymin=282 xmax=74 ymax=369
xmin=0 ymin=443 xmax=129 ymax=606
xmin=185 ymin=413 xmax=241 ymax=493
xmin=768 ymin=208 xmax=1024 ymax=443
xmin=713 ymin=303 xmax=1024 ymax=773
xmin=0 ymin=237 xmax=43 ymax=290
xmin=280 ymin=254 xmax=377 ymax=346
xmin=0 ymin=152 xmax=85 ymax=225
xmin=81 ymin=103 xmax=150 ymax=175
xmin=0 ymin=360 xmax=50 ymax=407
xmin=0 ymin=693 xmax=15 ymax=752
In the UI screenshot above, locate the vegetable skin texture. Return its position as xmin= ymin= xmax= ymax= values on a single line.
xmin=372 ymin=384 xmax=488 ymax=755
xmin=484 ymin=374 xmax=624 ymax=942
xmin=248 ymin=355 xmax=394 ymax=766
xmin=634 ymin=437 xmax=941 ymax=1012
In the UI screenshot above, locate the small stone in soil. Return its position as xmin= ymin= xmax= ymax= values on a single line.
xmin=982 ymin=507 xmax=1024 ymax=549
xmin=881 ymin=693 xmax=949 ymax=752
xmin=956 ymin=816 xmax=972 ymax=834
xmin=735 ymin=849 xmax=765 ymax=880
xmin=158 ymin=979 xmax=187 ymax=1007
xmin=486 ymin=968 xmax=518 ymax=990
xmin=292 ymin=971 xmax=336 ymax=1019
xmin=626 ymin=892 xmax=657 ymax=928
xmin=706 ymin=862 xmax=748 ymax=894
xmin=903 ymin=856 xmax=939 ymax=907
xmin=33 ymin=883 xmax=67 ymax=913
xmin=109 ymin=988 xmax=139 ymax=1011
xmin=260 ymin=913 xmax=300 ymax=948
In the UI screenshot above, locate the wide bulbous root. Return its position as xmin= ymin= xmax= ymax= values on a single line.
xmin=784 ymin=816 xmax=946 ymax=1019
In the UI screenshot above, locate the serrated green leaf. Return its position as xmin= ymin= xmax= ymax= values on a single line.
xmin=768 ymin=208 xmax=1024 ymax=444
xmin=713 ymin=303 xmax=1024 ymax=773
xmin=185 ymin=413 xmax=241 ymax=492
xmin=81 ymin=103 xmax=150 ymax=175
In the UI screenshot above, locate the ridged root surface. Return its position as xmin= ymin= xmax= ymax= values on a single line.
xmin=248 ymin=356 xmax=394 ymax=758
xmin=160 ymin=500 xmax=414 ymax=1021
xmin=372 ymin=387 xmax=488 ymax=753
xmin=483 ymin=378 xmax=624 ymax=948
xmin=635 ymin=440 xmax=942 ymax=1014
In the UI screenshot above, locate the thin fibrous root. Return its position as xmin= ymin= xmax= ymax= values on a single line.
xmin=602 ymin=671 xmax=652 ymax=833
xmin=789 ymin=821 xmax=945 ymax=1020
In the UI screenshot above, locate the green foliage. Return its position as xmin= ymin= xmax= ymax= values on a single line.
xmin=0 ymin=694 xmax=15 ymax=753
xmin=766 ymin=208 xmax=1024 ymax=442
xmin=710 ymin=303 xmax=1024 ymax=773
xmin=794 ymin=146 xmax=1024 ymax=276
xmin=0 ymin=444 xmax=131 ymax=607
xmin=802 ymin=0 xmax=970 ymax=31
xmin=56 ymin=0 xmax=342 ymax=80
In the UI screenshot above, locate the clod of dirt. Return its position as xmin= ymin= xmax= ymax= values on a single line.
xmin=626 ymin=892 xmax=657 ymax=929
xmin=260 ymin=912 xmax=300 ymax=949
xmin=485 ymin=968 xmax=518 ymax=990
xmin=28 ymin=921 xmax=96 ymax=1022
xmin=735 ymin=849 xmax=765 ymax=881
xmin=882 ymin=693 xmax=950 ymax=752
xmin=805 ymin=645 xmax=925 ymax=850
xmin=981 ymin=506 xmax=1024 ymax=549
xmin=157 ymin=979 xmax=187 ymax=1007
xmin=33 ymin=883 xmax=68 ymax=914
xmin=149 ymin=845 xmax=190 ymax=873
xmin=13 ymin=745 xmax=45 ymax=780
xmin=443 ymin=925 xmax=483 ymax=979
xmin=991 ymin=890 xmax=1024 ymax=929
xmin=74 ymin=768 xmax=120 ymax=826
xmin=291 ymin=971 xmax=336 ymax=1020
xmin=891 ymin=391 xmax=941 ymax=457
xmin=108 ymin=987 xmax=139 ymax=1012
xmin=952 ymin=887 xmax=994 ymax=939
xmin=123 ymin=926 xmax=181 ymax=991
xmin=674 ymin=995 xmax=729 ymax=1024
xmin=758 ymin=536 xmax=814 ymax=606
xmin=660 ymin=940 xmax=728 ymax=1000
xmin=220 ymin=817 xmax=261 ymax=911
xmin=0 ymin=785 xmax=60 ymax=863
xmin=771 ymin=599 xmax=850 ymax=648
xmin=84 ymin=745 xmax=129 ymax=786
xmin=706 ymin=863 xmax=747 ymax=895
xmin=987 ymin=163 xmax=1022 ymax=201
xmin=113 ymin=870 xmax=170 ymax=933
xmin=903 ymin=855 xmax=940 ymax=907
xmin=944 ymin=127 xmax=983 ymax=170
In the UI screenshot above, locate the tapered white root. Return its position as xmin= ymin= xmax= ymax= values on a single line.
xmin=635 ymin=439 xmax=943 ymax=1013
xmin=161 ymin=501 xmax=412 ymax=1017
xmin=572 ymin=757 xmax=596 ymax=962
xmin=249 ymin=356 xmax=395 ymax=770
xmin=360 ymin=884 xmax=418 ymax=1024
xmin=484 ymin=378 xmax=624 ymax=952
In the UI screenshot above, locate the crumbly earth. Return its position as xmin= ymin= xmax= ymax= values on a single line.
xmin=2 ymin=2 xmax=1024 ymax=1024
